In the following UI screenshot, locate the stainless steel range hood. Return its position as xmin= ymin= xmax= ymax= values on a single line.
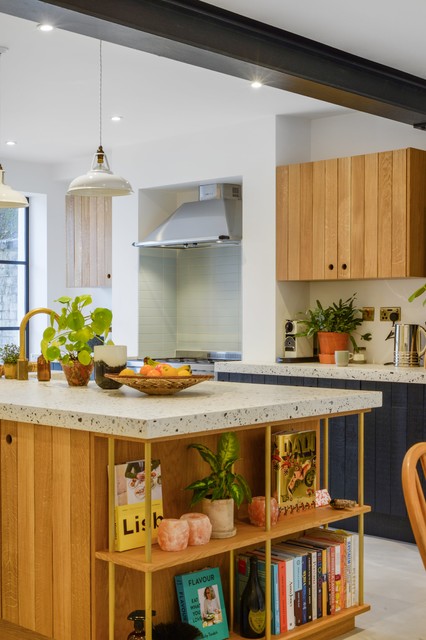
xmin=133 ymin=183 xmax=242 ymax=249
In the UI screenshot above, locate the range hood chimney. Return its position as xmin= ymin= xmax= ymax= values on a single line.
xmin=133 ymin=183 xmax=242 ymax=249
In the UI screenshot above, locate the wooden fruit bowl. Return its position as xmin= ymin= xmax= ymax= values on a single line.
xmin=105 ymin=373 xmax=214 ymax=395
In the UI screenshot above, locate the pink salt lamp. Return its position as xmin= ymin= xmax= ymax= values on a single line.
xmin=248 ymin=496 xmax=279 ymax=527
xmin=157 ymin=518 xmax=189 ymax=551
xmin=180 ymin=512 xmax=212 ymax=545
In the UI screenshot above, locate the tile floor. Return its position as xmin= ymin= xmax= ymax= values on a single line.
xmin=337 ymin=535 xmax=426 ymax=640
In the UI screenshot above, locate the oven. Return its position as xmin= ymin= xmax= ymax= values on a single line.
xmin=127 ymin=351 xmax=241 ymax=375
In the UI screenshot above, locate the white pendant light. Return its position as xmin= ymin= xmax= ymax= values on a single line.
xmin=67 ymin=41 xmax=132 ymax=197
xmin=0 ymin=47 xmax=27 ymax=209
xmin=0 ymin=165 xmax=28 ymax=208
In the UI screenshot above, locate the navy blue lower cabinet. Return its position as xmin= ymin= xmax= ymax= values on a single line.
xmin=217 ymin=372 xmax=419 ymax=543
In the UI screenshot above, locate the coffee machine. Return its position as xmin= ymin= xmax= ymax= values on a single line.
xmin=283 ymin=319 xmax=314 ymax=360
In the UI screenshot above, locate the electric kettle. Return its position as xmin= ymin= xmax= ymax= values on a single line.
xmin=393 ymin=323 xmax=426 ymax=367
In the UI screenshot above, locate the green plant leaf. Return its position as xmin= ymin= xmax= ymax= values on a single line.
xmin=187 ymin=443 xmax=220 ymax=473
xmin=67 ymin=310 xmax=85 ymax=331
xmin=91 ymin=308 xmax=113 ymax=334
xmin=78 ymin=350 xmax=92 ymax=365
xmin=217 ymin=432 xmax=239 ymax=468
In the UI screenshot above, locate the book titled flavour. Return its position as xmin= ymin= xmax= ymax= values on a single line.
xmin=175 ymin=567 xmax=229 ymax=639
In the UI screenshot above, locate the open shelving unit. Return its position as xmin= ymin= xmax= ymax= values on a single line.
xmin=94 ymin=411 xmax=371 ymax=640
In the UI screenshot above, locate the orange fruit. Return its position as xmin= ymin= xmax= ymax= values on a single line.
xmin=147 ymin=368 xmax=162 ymax=377
xmin=139 ymin=364 xmax=153 ymax=375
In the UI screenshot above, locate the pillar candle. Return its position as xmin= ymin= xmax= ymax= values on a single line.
xmin=157 ymin=518 xmax=189 ymax=551
xmin=180 ymin=512 xmax=212 ymax=545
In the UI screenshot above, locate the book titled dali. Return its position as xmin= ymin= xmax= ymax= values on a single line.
xmin=272 ymin=429 xmax=317 ymax=516
xmin=113 ymin=458 xmax=163 ymax=551
xmin=175 ymin=567 xmax=229 ymax=639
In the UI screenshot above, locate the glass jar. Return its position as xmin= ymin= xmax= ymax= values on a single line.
xmin=94 ymin=345 xmax=127 ymax=389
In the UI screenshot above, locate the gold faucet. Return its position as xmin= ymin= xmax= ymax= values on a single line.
xmin=17 ymin=307 xmax=59 ymax=380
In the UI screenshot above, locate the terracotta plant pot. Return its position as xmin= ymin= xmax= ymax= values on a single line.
xmin=317 ymin=332 xmax=349 ymax=364
xmin=201 ymin=497 xmax=236 ymax=539
xmin=62 ymin=360 xmax=94 ymax=386
xmin=3 ymin=363 xmax=17 ymax=379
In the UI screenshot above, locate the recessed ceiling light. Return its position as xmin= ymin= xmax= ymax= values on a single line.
xmin=111 ymin=115 xmax=123 ymax=122
xmin=6 ymin=141 xmax=16 ymax=146
xmin=37 ymin=24 xmax=54 ymax=32
xmin=251 ymin=81 xmax=263 ymax=89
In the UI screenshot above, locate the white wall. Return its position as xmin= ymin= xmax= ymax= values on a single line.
xmin=113 ymin=117 xmax=278 ymax=362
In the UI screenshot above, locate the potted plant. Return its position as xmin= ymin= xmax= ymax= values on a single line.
xmin=296 ymin=294 xmax=372 ymax=364
xmin=40 ymin=295 xmax=113 ymax=386
xmin=185 ymin=431 xmax=252 ymax=538
xmin=0 ymin=342 xmax=20 ymax=379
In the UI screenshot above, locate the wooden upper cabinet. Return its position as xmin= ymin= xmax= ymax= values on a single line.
xmin=66 ymin=195 xmax=112 ymax=287
xmin=277 ymin=147 xmax=426 ymax=281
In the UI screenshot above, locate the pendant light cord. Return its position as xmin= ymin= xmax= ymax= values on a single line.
xmin=99 ymin=39 xmax=103 ymax=149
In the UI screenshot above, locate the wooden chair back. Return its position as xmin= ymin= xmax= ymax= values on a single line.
xmin=401 ymin=442 xmax=426 ymax=570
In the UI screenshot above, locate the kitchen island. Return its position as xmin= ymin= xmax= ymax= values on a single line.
xmin=216 ymin=361 xmax=425 ymax=543
xmin=0 ymin=377 xmax=381 ymax=640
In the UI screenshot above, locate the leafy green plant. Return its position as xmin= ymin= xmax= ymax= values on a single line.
xmin=40 ymin=295 xmax=113 ymax=366
xmin=0 ymin=342 xmax=20 ymax=364
xmin=408 ymin=284 xmax=426 ymax=305
xmin=185 ymin=431 xmax=252 ymax=508
xmin=296 ymin=294 xmax=372 ymax=352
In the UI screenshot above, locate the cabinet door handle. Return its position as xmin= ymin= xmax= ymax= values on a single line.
xmin=107 ymin=274 xmax=111 ymax=279
xmin=328 ymin=264 xmax=334 ymax=270
xmin=341 ymin=263 xmax=348 ymax=270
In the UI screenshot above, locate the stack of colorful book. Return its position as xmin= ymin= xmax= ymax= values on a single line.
xmin=235 ymin=528 xmax=358 ymax=634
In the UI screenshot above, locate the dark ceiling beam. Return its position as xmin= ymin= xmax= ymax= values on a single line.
xmin=1 ymin=0 xmax=426 ymax=127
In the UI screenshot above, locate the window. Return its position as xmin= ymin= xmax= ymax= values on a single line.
xmin=0 ymin=204 xmax=29 ymax=351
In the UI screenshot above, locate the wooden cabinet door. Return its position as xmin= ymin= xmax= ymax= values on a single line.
xmin=66 ymin=196 xmax=112 ymax=287
xmin=277 ymin=148 xmax=426 ymax=281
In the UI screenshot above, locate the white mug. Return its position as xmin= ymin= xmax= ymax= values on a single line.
xmin=334 ymin=350 xmax=353 ymax=366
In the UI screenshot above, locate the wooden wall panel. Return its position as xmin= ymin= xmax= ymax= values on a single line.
xmin=391 ymin=149 xmax=407 ymax=277
xmin=276 ymin=166 xmax=289 ymax=281
xmin=350 ymin=154 xmax=366 ymax=279
xmin=312 ymin=160 xmax=326 ymax=279
xmin=377 ymin=151 xmax=393 ymax=278
xmin=364 ymin=153 xmax=379 ymax=278
xmin=66 ymin=196 xmax=112 ymax=288
xmin=34 ymin=426 xmax=53 ymax=637
xmin=299 ymin=162 xmax=313 ymax=280
xmin=324 ymin=159 xmax=338 ymax=280
xmin=287 ymin=164 xmax=301 ymax=280
xmin=407 ymin=148 xmax=426 ymax=276
xmin=337 ymin=157 xmax=351 ymax=278
xmin=1 ymin=422 xmax=19 ymax=625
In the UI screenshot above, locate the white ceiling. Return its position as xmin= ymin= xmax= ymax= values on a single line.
xmin=0 ymin=0 xmax=424 ymax=164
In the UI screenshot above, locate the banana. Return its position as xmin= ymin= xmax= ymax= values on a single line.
xmin=177 ymin=364 xmax=192 ymax=374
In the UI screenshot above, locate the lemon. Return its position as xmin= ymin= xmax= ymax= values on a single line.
xmin=119 ymin=368 xmax=137 ymax=376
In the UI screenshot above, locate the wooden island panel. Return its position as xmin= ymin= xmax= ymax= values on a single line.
xmin=1 ymin=421 xmax=91 ymax=640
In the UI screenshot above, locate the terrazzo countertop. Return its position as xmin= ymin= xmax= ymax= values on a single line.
xmin=215 ymin=361 xmax=426 ymax=384
xmin=0 ymin=376 xmax=381 ymax=440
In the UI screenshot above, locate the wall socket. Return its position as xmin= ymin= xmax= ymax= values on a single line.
xmin=380 ymin=307 xmax=401 ymax=322
xmin=361 ymin=307 xmax=375 ymax=321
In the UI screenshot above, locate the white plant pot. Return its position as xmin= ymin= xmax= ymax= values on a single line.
xmin=201 ymin=497 xmax=236 ymax=538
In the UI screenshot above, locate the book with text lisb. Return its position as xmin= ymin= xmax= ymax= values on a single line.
xmin=175 ymin=567 xmax=229 ymax=640
xmin=113 ymin=459 xmax=163 ymax=551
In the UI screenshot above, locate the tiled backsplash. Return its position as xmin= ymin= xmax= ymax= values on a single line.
xmin=138 ymin=246 xmax=241 ymax=356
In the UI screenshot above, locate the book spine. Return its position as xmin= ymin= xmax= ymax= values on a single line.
xmin=174 ymin=575 xmax=189 ymax=622
xmin=293 ymin=555 xmax=303 ymax=626
xmin=316 ymin=549 xmax=323 ymax=619
xmin=271 ymin=555 xmax=287 ymax=634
